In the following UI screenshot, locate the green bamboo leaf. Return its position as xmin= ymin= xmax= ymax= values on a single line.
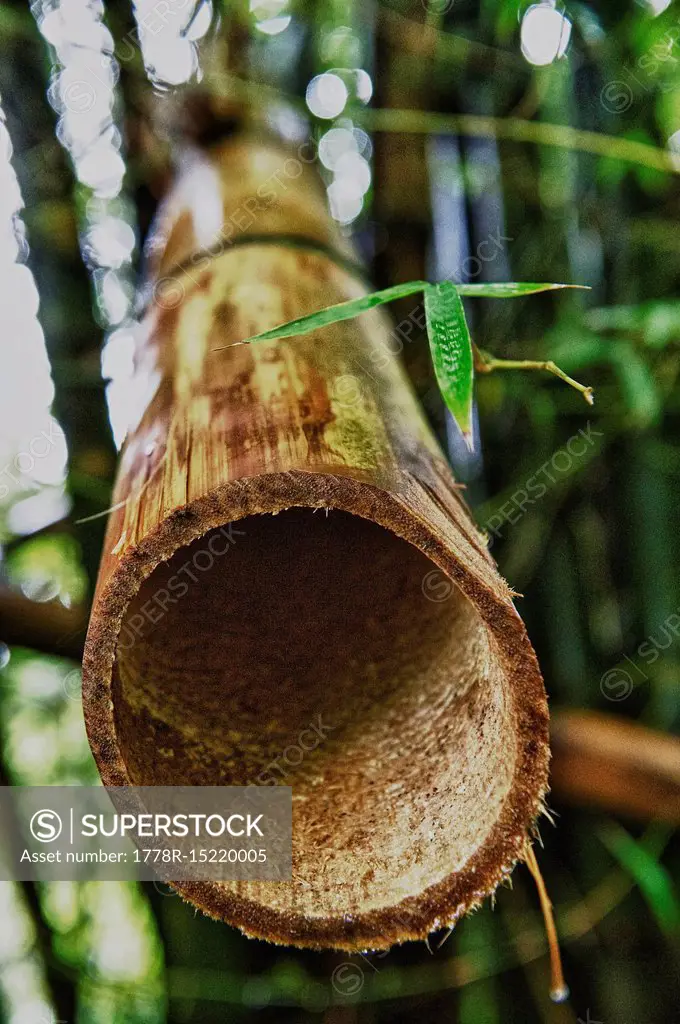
xmin=599 ymin=823 xmax=680 ymax=934
xmin=424 ymin=281 xmax=475 ymax=449
xmin=456 ymin=282 xmax=588 ymax=298
xmin=221 ymin=281 xmax=427 ymax=349
xmin=586 ymin=300 xmax=680 ymax=348
xmin=611 ymin=342 xmax=662 ymax=428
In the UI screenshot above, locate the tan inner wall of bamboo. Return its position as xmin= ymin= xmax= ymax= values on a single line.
xmin=114 ymin=508 xmax=515 ymax=916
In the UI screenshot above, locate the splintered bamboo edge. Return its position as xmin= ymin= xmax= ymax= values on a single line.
xmin=83 ymin=471 xmax=549 ymax=952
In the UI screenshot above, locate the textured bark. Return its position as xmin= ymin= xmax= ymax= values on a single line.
xmin=83 ymin=131 xmax=549 ymax=951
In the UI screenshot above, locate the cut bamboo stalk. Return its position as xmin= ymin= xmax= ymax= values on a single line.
xmin=82 ymin=130 xmax=549 ymax=951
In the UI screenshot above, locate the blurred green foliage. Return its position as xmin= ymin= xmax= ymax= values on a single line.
xmin=0 ymin=0 xmax=679 ymax=1022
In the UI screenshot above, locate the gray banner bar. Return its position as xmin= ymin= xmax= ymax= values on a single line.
xmin=0 ymin=786 xmax=291 ymax=881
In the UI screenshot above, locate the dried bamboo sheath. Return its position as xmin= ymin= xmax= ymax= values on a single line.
xmin=83 ymin=134 xmax=549 ymax=951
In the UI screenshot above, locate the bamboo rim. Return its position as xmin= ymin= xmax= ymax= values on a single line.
xmin=83 ymin=133 xmax=549 ymax=950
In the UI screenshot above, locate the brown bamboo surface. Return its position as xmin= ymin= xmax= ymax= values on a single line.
xmin=82 ymin=131 xmax=549 ymax=951
xmin=0 ymin=586 xmax=88 ymax=660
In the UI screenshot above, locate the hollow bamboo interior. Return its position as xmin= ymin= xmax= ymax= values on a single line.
xmin=83 ymin=131 xmax=549 ymax=951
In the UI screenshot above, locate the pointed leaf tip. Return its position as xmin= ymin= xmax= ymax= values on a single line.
xmin=214 ymin=280 xmax=428 ymax=349
xmin=462 ymin=431 xmax=475 ymax=453
xmin=456 ymin=281 xmax=589 ymax=298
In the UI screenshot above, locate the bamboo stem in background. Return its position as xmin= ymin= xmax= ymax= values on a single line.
xmin=551 ymin=710 xmax=680 ymax=824
xmin=83 ymin=128 xmax=549 ymax=951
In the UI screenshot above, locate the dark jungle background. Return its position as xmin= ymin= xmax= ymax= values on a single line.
xmin=0 ymin=0 xmax=679 ymax=1021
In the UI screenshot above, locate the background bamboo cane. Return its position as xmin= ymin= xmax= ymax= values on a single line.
xmin=82 ymin=128 xmax=549 ymax=951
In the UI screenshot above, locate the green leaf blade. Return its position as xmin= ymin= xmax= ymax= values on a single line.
xmin=223 ymin=281 xmax=427 ymax=348
xmin=424 ymin=282 xmax=475 ymax=449
xmin=599 ymin=823 xmax=680 ymax=935
xmin=456 ymin=282 xmax=589 ymax=298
